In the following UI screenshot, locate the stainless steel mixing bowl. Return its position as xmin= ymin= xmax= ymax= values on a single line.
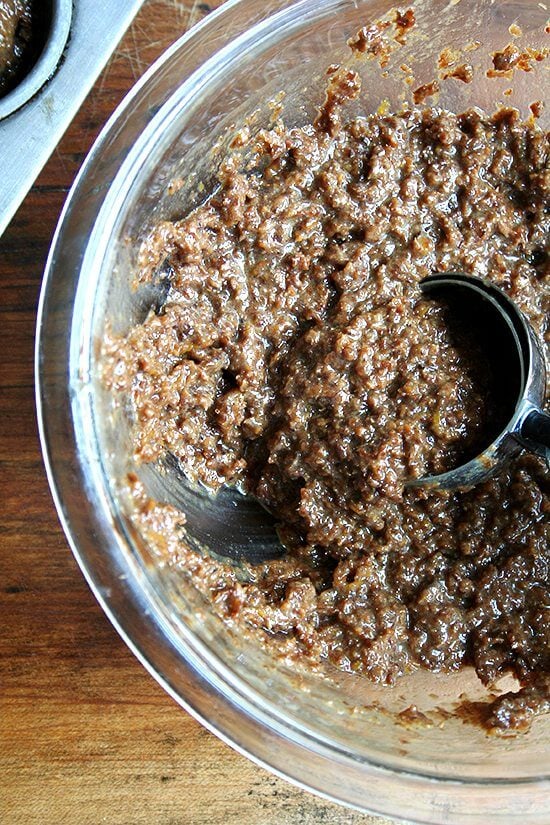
xmin=36 ymin=1 xmax=549 ymax=821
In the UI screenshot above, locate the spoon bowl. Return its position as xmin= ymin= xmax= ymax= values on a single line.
xmin=409 ymin=273 xmax=550 ymax=492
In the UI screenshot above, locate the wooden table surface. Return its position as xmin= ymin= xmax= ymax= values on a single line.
xmin=0 ymin=3 xmax=392 ymax=823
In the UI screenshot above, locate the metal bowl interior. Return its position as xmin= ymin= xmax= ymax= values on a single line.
xmin=36 ymin=1 xmax=549 ymax=822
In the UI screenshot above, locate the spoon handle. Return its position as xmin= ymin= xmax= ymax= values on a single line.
xmin=520 ymin=409 xmax=550 ymax=452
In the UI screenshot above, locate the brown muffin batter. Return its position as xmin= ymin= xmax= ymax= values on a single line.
xmin=103 ymin=66 xmax=549 ymax=732
xmin=0 ymin=0 xmax=46 ymax=97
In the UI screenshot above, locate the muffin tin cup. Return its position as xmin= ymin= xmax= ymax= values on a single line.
xmin=0 ymin=0 xmax=73 ymax=121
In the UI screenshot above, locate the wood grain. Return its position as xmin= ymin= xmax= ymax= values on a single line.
xmin=0 ymin=3 xmax=391 ymax=823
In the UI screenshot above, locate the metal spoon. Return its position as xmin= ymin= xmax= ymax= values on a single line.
xmin=409 ymin=273 xmax=550 ymax=492
xmin=145 ymin=272 xmax=548 ymax=564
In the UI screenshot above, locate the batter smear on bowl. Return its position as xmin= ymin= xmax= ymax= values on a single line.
xmin=103 ymin=54 xmax=549 ymax=733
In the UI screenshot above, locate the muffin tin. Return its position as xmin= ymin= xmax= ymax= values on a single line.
xmin=0 ymin=0 xmax=144 ymax=236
